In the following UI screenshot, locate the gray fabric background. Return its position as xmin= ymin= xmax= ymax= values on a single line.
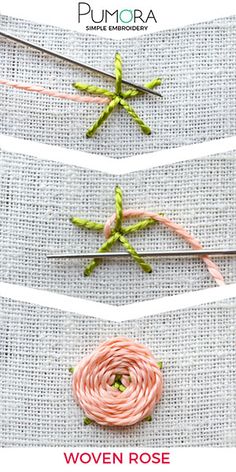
xmin=0 ymin=149 xmax=236 ymax=305
xmin=0 ymin=296 xmax=235 ymax=447
xmin=0 ymin=14 xmax=235 ymax=157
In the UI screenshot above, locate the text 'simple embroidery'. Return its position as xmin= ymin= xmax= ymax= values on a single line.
xmin=71 ymin=186 xmax=225 ymax=285
xmin=71 ymin=337 xmax=163 ymax=426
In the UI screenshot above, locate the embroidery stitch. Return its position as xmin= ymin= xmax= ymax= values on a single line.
xmin=71 ymin=186 xmax=225 ymax=285
xmin=71 ymin=186 xmax=158 ymax=275
xmin=72 ymin=337 xmax=163 ymax=426
xmin=73 ymin=52 xmax=162 ymax=137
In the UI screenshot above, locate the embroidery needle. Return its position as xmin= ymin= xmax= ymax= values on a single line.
xmin=0 ymin=30 xmax=162 ymax=98
xmin=47 ymin=249 xmax=236 ymax=259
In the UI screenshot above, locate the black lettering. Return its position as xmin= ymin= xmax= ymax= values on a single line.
xmin=78 ymin=2 xmax=91 ymax=22
xmin=134 ymin=10 xmax=144 ymax=23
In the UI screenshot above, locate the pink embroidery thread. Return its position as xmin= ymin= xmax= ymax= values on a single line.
xmin=104 ymin=210 xmax=225 ymax=286
xmin=0 ymin=79 xmax=109 ymax=104
xmin=72 ymin=337 xmax=163 ymax=426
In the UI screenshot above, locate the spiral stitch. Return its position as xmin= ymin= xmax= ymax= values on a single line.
xmin=71 ymin=186 xmax=225 ymax=285
xmin=72 ymin=337 xmax=163 ymax=426
xmin=73 ymin=52 xmax=162 ymax=137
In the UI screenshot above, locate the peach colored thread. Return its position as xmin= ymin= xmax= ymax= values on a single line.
xmin=0 ymin=79 xmax=109 ymax=104
xmin=104 ymin=210 xmax=225 ymax=286
xmin=72 ymin=337 xmax=163 ymax=426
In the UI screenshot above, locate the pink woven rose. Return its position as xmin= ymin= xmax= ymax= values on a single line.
xmin=72 ymin=337 xmax=163 ymax=426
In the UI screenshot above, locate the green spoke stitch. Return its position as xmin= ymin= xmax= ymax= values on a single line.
xmin=118 ymin=234 xmax=152 ymax=273
xmin=119 ymin=98 xmax=151 ymax=135
xmin=114 ymin=185 xmax=123 ymax=231
xmin=86 ymin=96 xmax=120 ymax=137
xmin=71 ymin=186 xmax=164 ymax=276
xmin=70 ymin=217 xmax=104 ymax=231
xmin=72 ymin=52 xmax=162 ymax=136
xmin=115 ymin=52 xmax=122 ymax=96
xmin=84 ymin=233 xmax=120 ymax=276
xmin=73 ymin=83 xmax=115 ymax=98
xmin=122 ymin=218 xmax=157 ymax=234
xmin=122 ymin=78 xmax=162 ymax=100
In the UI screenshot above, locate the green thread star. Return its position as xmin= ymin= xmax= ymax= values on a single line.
xmin=73 ymin=52 xmax=162 ymax=137
xmin=70 ymin=186 xmax=163 ymax=276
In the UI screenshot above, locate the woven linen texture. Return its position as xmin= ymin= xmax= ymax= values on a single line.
xmin=0 ymin=296 xmax=235 ymax=447
xmin=0 ymin=149 xmax=236 ymax=305
xmin=0 ymin=14 xmax=236 ymax=157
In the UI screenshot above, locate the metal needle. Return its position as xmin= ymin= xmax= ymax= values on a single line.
xmin=47 ymin=249 xmax=236 ymax=259
xmin=0 ymin=30 xmax=162 ymax=98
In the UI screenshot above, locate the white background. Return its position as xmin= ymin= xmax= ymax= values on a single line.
xmin=0 ymin=447 xmax=235 ymax=471
xmin=0 ymin=0 xmax=236 ymax=37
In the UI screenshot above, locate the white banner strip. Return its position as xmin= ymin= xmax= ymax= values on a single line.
xmin=0 ymin=0 xmax=236 ymax=37
xmin=1 ymin=134 xmax=236 ymax=174
xmin=0 ymin=447 xmax=235 ymax=471
xmin=0 ymin=281 xmax=235 ymax=321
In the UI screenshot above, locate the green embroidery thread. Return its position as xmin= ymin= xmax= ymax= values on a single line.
xmin=71 ymin=186 xmax=163 ymax=276
xmin=73 ymin=53 xmax=161 ymax=137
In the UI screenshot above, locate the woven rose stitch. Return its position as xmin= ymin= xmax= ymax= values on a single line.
xmin=72 ymin=337 xmax=163 ymax=426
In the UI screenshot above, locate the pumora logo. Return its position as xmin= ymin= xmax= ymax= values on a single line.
xmin=77 ymin=2 xmax=157 ymax=31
